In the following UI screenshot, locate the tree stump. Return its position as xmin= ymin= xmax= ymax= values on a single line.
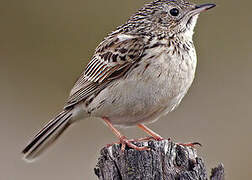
xmin=94 ymin=140 xmax=224 ymax=180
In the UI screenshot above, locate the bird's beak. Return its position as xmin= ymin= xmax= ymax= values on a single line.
xmin=190 ymin=3 xmax=216 ymax=16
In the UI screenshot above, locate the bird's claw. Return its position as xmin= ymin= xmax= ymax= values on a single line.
xmin=106 ymin=136 xmax=151 ymax=152
xmin=177 ymin=142 xmax=202 ymax=148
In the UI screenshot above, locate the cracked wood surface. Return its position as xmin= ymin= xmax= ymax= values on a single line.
xmin=94 ymin=140 xmax=224 ymax=180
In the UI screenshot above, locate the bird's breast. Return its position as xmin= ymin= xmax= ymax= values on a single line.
xmin=133 ymin=42 xmax=197 ymax=98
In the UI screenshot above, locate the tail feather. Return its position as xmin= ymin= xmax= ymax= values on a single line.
xmin=22 ymin=109 xmax=73 ymax=161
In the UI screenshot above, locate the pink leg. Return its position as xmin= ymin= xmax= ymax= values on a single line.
xmin=137 ymin=124 xmax=165 ymax=141
xmin=102 ymin=117 xmax=149 ymax=151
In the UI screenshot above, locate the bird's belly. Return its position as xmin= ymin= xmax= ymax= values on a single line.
xmin=88 ymin=52 xmax=196 ymax=126
xmin=88 ymin=79 xmax=173 ymax=126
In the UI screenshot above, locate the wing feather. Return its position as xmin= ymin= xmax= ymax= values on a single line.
xmin=64 ymin=34 xmax=145 ymax=109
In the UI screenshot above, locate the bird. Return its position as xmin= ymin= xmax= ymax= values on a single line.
xmin=22 ymin=0 xmax=215 ymax=161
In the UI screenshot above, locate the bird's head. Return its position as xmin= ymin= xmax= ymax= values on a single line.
xmin=122 ymin=0 xmax=215 ymax=39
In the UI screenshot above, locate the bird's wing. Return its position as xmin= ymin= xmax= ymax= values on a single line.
xmin=64 ymin=34 xmax=145 ymax=109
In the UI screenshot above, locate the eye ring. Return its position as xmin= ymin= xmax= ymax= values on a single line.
xmin=169 ymin=8 xmax=179 ymax=16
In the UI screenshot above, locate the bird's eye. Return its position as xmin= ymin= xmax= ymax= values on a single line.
xmin=169 ymin=8 xmax=179 ymax=16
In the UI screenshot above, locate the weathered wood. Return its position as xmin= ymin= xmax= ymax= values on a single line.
xmin=210 ymin=164 xmax=225 ymax=180
xmin=94 ymin=140 xmax=224 ymax=180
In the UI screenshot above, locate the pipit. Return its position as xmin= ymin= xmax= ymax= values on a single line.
xmin=22 ymin=0 xmax=215 ymax=160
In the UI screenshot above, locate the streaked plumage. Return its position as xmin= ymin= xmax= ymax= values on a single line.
xmin=66 ymin=35 xmax=145 ymax=108
xmin=22 ymin=0 xmax=215 ymax=160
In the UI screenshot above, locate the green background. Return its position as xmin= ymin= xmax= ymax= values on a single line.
xmin=1 ymin=0 xmax=251 ymax=179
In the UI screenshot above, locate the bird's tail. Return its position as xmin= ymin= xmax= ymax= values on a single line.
xmin=22 ymin=109 xmax=73 ymax=161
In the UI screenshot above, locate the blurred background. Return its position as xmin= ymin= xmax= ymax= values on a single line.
xmin=1 ymin=0 xmax=251 ymax=179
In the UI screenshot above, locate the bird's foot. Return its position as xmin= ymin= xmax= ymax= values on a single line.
xmin=129 ymin=136 xmax=165 ymax=142
xmin=106 ymin=136 xmax=169 ymax=151
xmin=177 ymin=142 xmax=202 ymax=148
xmin=106 ymin=136 xmax=150 ymax=152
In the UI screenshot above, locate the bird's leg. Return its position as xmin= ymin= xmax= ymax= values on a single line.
xmin=137 ymin=124 xmax=166 ymax=141
xmin=102 ymin=117 xmax=149 ymax=151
